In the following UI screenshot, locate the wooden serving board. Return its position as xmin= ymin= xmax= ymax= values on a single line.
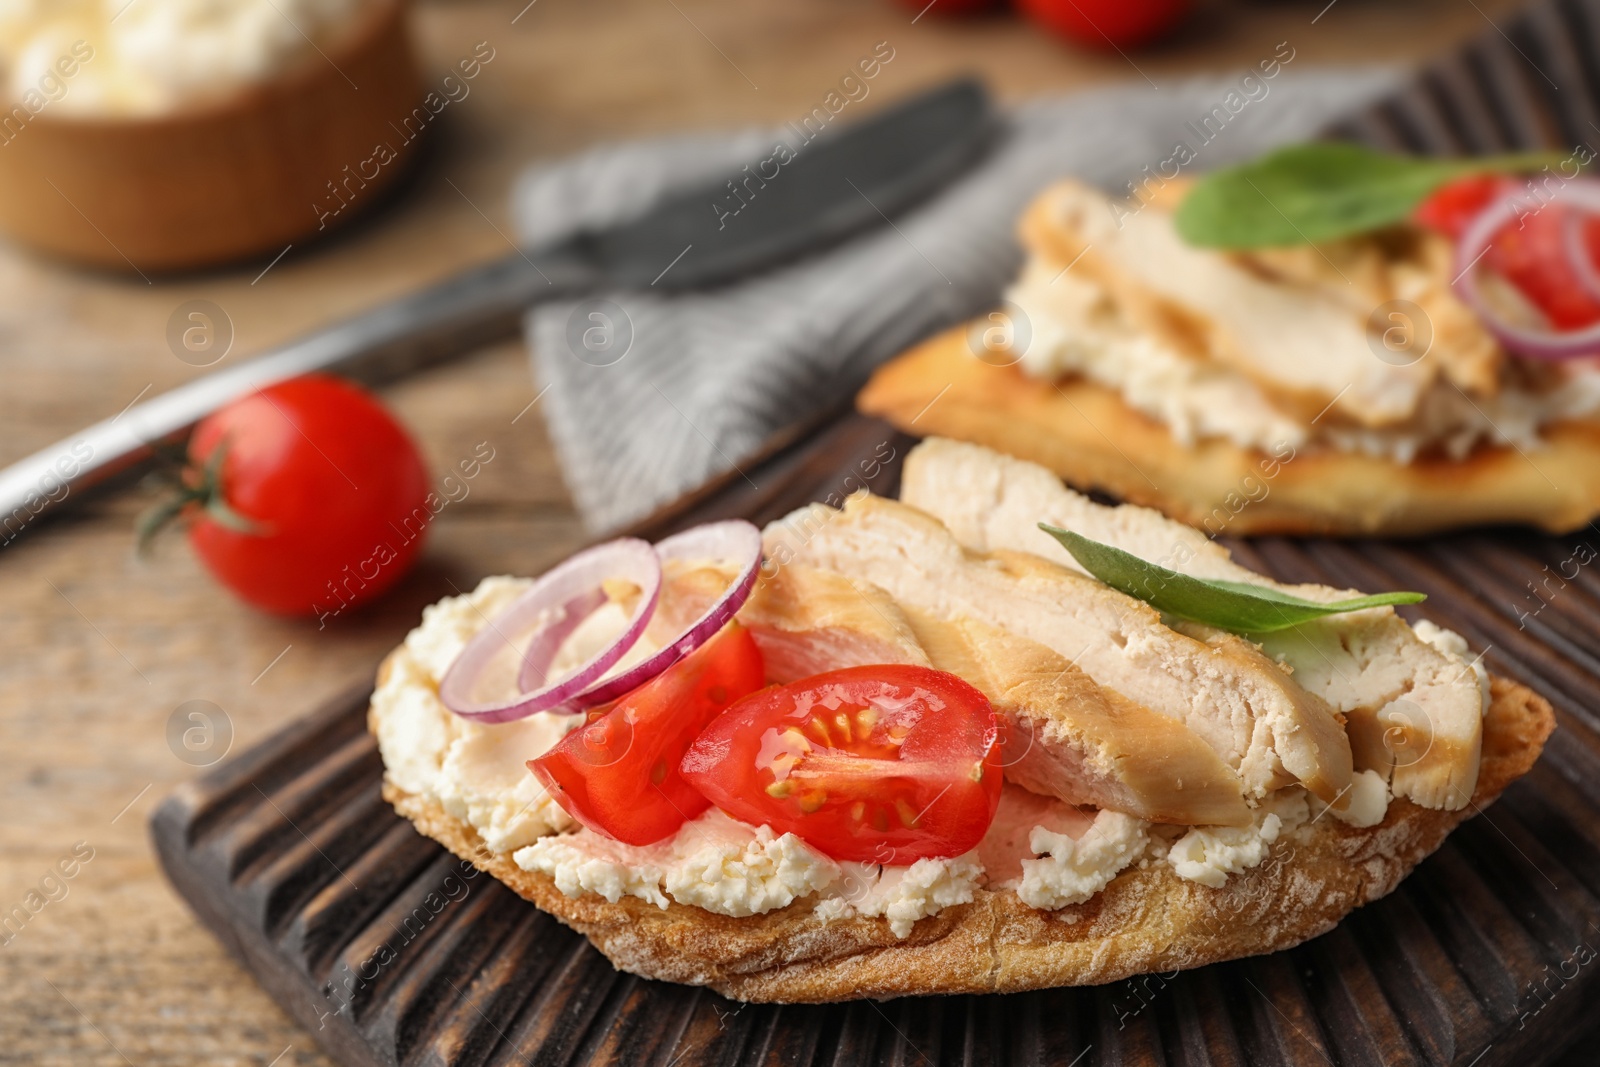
xmin=152 ymin=1 xmax=1600 ymax=1062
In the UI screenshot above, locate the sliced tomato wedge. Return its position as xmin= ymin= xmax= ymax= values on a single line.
xmin=680 ymin=665 xmax=1003 ymax=865
xmin=1413 ymin=173 xmax=1503 ymax=239
xmin=528 ymin=622 xmax=765 ymax=845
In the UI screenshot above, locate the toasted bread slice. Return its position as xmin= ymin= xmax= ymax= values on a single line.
xmin=378 ymin=671 xmax=1551 ymax=1002
xmin=857 ymin=325 xmax=1600 ymax=536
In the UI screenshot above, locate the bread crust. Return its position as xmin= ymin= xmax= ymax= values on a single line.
xmin=376 ymin=674 xmax=1552 ymax=1003
xmin=856 ymin=326 xmax=1600 ymax=536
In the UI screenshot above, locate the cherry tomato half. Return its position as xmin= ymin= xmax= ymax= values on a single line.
xmin=184 ymin=375 xmax=431 ymax=616
xmin=529 ymin=623 xmax=766 ymax=846
xmin=1412 ymin=173 xmax=1502 ymax=239
xmin=1415 ymin=175 xmax=1600 ymax=330
xmin=681 ymin=665 xmax=1003 ymax=865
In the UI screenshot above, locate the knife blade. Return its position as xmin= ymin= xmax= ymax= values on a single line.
xmin=0 ymin=79 xmax=994 ymax=541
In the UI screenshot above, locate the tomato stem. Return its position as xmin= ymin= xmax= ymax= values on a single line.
xmin=134 ymin=439 xmax=264 ymax=556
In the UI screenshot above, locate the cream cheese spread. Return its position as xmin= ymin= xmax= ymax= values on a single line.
xmin=1015 ymin=809 xmax=1151 ymax=911
xmin=370 ymin=576 xmax=579 ymax=852
xmin=0 ymin=0 xmax=374 ymax=115
xmin=816 ymin=854 xmax=984 ymax=937
xmin=514 ymin=810 xmax=841 ymax=917
xmin=1167 ymin=789 xmax=1308 ymax=888
xmin=516 ymin=811 xmax=985 ymax=937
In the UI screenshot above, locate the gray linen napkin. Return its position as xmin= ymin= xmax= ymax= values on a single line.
xmin=515 ymin=69 xmax=1400 ymax=533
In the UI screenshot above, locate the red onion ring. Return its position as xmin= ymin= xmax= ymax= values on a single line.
xmin=546 ymin=519 xmax=764 ymax=711
xmin=439 ymin=539 xmax=662 ymax=723
xmin=1452 ymin=177 xmax=1600 ymax=361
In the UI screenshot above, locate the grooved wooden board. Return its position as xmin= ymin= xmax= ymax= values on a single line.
xmin=150 ymin=0 xmax=1600 ymax=1062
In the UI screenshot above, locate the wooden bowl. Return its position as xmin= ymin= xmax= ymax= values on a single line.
xmin=0 ymin=0 xmax=425 ymax=273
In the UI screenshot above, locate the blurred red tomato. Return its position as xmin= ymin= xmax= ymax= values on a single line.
xmin=892 ymin=0 xmax=1001 ymax=14
xmin=1018 ymin=0 xmax=1190 ymax=49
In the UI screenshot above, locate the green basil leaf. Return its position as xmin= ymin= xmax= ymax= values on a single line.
xmin=1038 ymin=524 xmax=1425 ymax=633
xmin=1173 ymin=142 xmax=1570 ymax=249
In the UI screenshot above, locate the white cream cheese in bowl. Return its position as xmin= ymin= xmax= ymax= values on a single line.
xmin=0 ymin=0 xmax=426 ymax=270
xmin=0 ymin=0 xmax=377 ymax=116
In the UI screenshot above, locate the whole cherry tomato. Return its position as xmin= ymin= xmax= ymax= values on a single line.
xmin=144 ymin=374 xmax=432 ymax=617
xmin=681 ymin=665 xmax=1003 ymax=865
xmin=1017 ymin=0 xmax=1190 ymax=51
xmin=529 ymin=623 xmax=767 ymax=846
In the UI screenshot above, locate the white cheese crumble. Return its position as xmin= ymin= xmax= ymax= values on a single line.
xmin=1015 ymin=810 xmax=1150 ymax=911
xmin=435 ymin=717 xmax=578 ymax=852
xmin=1167 ymin=790 xmax=1309 ymax=889
xmin=814 ymin=854 xmax=985 ymax=937
xmin=403 ymin=575 xmax=534 ymax=681
xmin=370 ymin=576 xmax=578 ymax=851
xmin=0 ymin=0 xmax=375 ymax=115
xmin=1411 ymin=620 xmax=1491 ymax=715
xmin=1310 ymin=768 xmax=1390 ymax=829
xmin=514 ymin=811 xmax=841 ymax=918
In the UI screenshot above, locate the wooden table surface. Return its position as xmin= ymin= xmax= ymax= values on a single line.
xmin=0 ymin=0 xmax=1528 ymax=1062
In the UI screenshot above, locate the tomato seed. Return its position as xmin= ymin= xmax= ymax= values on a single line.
xmin=895 ymin=799 xmax=920 ymax=828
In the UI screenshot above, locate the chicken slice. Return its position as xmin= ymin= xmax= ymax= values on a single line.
xmin=900 ymin=608 xmax=1249 ymax=826
xmin=901 ymin=436 xmax=1484 ymax=810
xmin=765 ymin=494 xmax=1353 ymax=805
xmin=735 ymin=563 xmax=1250 ymax=825
xmin=1035 ymin=180 xmax=1436 ymax=428
xmin=738 ymin=562 xmax=930 ymax=680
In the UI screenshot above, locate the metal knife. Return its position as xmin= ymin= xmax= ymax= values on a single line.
xmin=0 ymin=79 xmax=994 ymax=538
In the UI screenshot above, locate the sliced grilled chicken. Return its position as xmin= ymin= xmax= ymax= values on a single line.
xmin=738 ymin=562 xmax=930 ymax=679
xmin=766 ymin=494 xmax=1353 ymax=806
xmin=901 ymin=609 xmax=1250 ymax=826
xmin=901 ymin=437 xmax=1485 ymax=810
xmin=1034 ymin=180 xmax=1437 ymax=429
xmin=735 ymin=563 xmax=1250 ymax=825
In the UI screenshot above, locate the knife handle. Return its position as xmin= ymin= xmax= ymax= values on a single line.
xmin=0 ymin=248 xmax=594 ymax=545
